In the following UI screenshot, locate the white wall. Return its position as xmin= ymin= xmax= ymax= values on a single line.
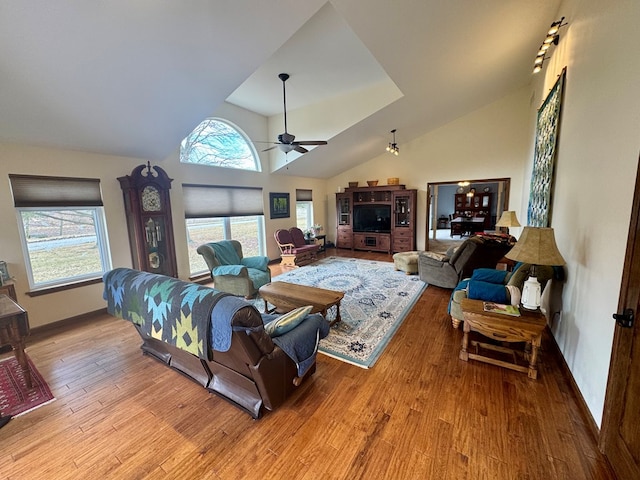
xmin=327 ymin=0 xmax=640 ymax=427
xmin=526 ymin=0 xmax=640 ymax=426
xmin=0 ymin=103 xmax=328 ymax=328
xmin=327 ymin=86 xmax=534 ymax=250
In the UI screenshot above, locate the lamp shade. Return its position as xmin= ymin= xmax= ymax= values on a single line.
xmin=505 ymin=227 xmax=565 ymax=265
xmin=495 ymin=211 xmax=521 ymax=228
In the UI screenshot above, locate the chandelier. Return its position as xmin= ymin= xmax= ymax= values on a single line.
xmin=386 ymin=129 xmax=399 ymax=156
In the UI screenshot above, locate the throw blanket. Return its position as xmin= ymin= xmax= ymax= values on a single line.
xmin=103 ymin=268 xmax=229 ymax=361
xmin=263 ymin=313 xmax=330 ymax=377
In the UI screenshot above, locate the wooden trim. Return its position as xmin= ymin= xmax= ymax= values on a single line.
xmin=29 ymin=308 xmax=107 ymax=336
xmin=545 ymin=326 xmax=601 ymax=443
xmin=26 ymin=277 xmax=103 ymax=297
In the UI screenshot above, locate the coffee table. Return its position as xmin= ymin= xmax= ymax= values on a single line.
xmin=459 ymin=298 xmax=546 ymax=379
xmin=259 ymin=281 xmax=344 ymax=326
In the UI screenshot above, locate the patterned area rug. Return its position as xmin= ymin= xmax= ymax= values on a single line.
xmin=0 ymin=354 xmax=55 ymax=417
xmin=259 ymin=256 xmax=426 ymax=368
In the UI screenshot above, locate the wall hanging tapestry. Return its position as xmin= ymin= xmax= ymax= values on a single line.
xmin=528 ymin=67 xmax=566 ymax=227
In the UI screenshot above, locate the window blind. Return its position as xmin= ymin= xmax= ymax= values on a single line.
xmin=9 ymin=174 xmax=103 ymax=207
xmin=182 ymin=184 xmax=264 ymax=218
xmin=296 ymin=189 xmax=313 ymax=201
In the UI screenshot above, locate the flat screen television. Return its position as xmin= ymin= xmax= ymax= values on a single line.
xmin=353 ymin=204 xmax=391 ymax=233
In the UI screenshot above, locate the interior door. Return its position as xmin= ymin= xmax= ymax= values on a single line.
xmin=600 ymin=154 xmax=640 ymax=479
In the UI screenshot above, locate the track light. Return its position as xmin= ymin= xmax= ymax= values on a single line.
xmin=532 ymin=17 xmax=566 ymax=74
xmin=386 ymin=129 xmax=399 ymax=156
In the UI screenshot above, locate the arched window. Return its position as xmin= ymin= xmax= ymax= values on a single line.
xmin=180 ymin=118 xmax=260 ymax=171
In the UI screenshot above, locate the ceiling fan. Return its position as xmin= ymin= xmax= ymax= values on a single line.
xmin=261 ymin=73 xmax=327 ymax=154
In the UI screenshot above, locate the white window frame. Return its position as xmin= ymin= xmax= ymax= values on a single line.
xmin=16 ymin=206 xmax=112 ymax=290
xmin=186 ymin=215 xmax=266 ymax=276
xmin=296 ymin=201 xmax=314 ymax=231
xmin=180 ymin=117 xmax=261 ymax=172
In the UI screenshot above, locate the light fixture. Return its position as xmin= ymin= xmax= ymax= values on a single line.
xmin=386 ymin=129 xmax=399 ymax=156
xmin=505 ymin=227 xmax=565 ymax=310
xmin=495 ymin=210 xmax=521 ymax=234
xmin=532 ymin=17 xmax=566 ymax=74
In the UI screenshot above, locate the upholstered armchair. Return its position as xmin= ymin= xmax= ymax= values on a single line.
xmin=418 ymin=235 xmax=513 ymax=289
xmin=197 ymin=240 xmax=271 ymax=298
xmin=448 ymin=263 xmax=562 ymax=328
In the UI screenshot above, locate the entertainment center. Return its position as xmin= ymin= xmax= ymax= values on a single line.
xmin=336 ymin=184 xmax=417 ymax=254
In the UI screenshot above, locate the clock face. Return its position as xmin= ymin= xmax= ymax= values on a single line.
xmin=141 ymin=185 xmax=162 ymax=212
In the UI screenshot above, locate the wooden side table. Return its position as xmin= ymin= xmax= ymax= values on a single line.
xmin=459 ymin=298 xmax=546 ymax=379
xmin=0 ymin=294 xmax=31 ymax=388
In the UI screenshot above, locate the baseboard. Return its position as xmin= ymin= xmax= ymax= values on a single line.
xmin=545 ymin=327 xmax=601 ymax=444
xmin=30 ymin=308 xmax=107 ymax=335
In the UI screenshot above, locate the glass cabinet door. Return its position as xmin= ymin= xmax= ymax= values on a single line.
xmin=338 ymin=195 xmax=351 ymax=225
xmin=395 ymin=196 xmax=410 ymax=226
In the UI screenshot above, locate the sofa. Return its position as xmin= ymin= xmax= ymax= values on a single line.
xmin=274 ymin=227 xmax=319 ymax=267
xmin=197 ymin=240 xmax=271 ymax=298
xmin=448 ymin=263 xmax=561 ymax=328
xmin=418 ymin=235 xmax=513 ymax=289
xmin=103 ymin=268 xmax=329 ymax=418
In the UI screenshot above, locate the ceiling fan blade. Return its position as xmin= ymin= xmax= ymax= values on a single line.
xmin=294 ymin=145 xmax=309 ymax=154
xmin=262 ymin=145 xmax=279 ymax=152
xmin=295 ymin=140 xmax=328 ymax=146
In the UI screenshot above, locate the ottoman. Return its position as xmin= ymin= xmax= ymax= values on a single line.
xmin=393 ymin=251 xmax=419 ymax=275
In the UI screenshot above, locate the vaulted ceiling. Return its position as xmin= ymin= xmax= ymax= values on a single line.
xmin=0 ymin=1 xmax=561 ymax=178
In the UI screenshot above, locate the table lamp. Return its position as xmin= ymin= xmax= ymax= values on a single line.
xmin=495 ymin=211 xmax=521 ymax=234
xmin=505 ymin=226 xmax=565 ymax=310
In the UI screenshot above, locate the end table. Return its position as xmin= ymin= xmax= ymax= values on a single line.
xmin=459 ymin=298 xmax=546 ymax=379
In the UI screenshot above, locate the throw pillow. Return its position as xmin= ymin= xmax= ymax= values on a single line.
xmin=471 ymin=268 xmax=509 ymax=284
xmin=264 ymin=305 xmax=313 ymax=337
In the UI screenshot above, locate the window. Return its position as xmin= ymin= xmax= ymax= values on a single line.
xmin=296 ymin=189 xmax=313 ymax=231
xmin=180 ymin=118 xmax=261 ymax=172
xmin=182 ymin=184 xmax=265 ymax=276
xmin=9 ymin=175 xmax=112 ymax=290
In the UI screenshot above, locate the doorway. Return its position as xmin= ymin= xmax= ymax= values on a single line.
xmin=599 ymin=156 xmax=640 ymax=479
xmin=425 ymin=177 xmax=511 ymax=252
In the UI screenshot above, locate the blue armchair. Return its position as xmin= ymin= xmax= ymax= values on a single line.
xmin=197 ymin=240 xmax=271 ymax=298
xmin=448 ymin=263 xmax=562 ymax=328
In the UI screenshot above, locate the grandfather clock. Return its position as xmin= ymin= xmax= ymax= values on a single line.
xmin=118 ymin=162 xmax=178 ymax=277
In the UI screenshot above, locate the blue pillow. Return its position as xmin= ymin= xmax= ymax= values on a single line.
xmin=264 ymin=305 xmax=313 ymax=337
xmin=471 ymin=268 xmax=508 ymax=284
xmin=467 ymin=280 xmax=508 ymax=303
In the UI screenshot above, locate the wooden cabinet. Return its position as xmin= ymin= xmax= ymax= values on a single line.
xmin=336 ymin=185 xmax=416 ymax=254
xmin=0 ymin=282 xmax=17 ymax=302
xmin=454 ymin=192 xmax=491 ymax=229
xmin=336 ymin=192 xmax=353 ymax=249
xmin=353 ymin=233 xmax=391 ymax=252
xmin=392 ymin=189 xmax=417 ymax=252
xmin=118 ymin=163 xmax=178 ymax=278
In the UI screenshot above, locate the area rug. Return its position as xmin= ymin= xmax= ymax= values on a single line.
xmin=258 ymin=256 xmax=426 ymax=368
xmin=0 ymin=354 xmax=55 ymax=417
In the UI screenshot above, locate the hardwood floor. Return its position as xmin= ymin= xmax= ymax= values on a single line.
xmin=0 ymin=249 xmax=615 ymax=479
